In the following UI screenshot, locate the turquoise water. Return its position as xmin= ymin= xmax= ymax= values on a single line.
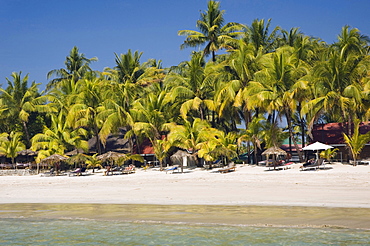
xmin=1 ymin=218 xmax=370 ymax=245
xmin=1 ymin=204 xmax=370 ymax=245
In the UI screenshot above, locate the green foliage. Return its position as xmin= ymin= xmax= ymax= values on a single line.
xmin=320 ymin=148 xmax=338 ymax=163
xmin=343 ymin=119 xmax=370 ymax=165
xmin=0 ymin=131 xmax=26 ymax=164
xmin=0 ymin=2 xmax=369 ymax=165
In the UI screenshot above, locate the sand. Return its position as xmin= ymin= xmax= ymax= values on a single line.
xmin=0 ymin=162 xmax=369 ymax=208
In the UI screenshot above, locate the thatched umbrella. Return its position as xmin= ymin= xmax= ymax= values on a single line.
xmin=40 ymin=154 xmax=68 ymax=174
xmin=262 ymin=147 xmax=287 ymax=169
xmin=97 ymin=151 xmax=127 ymax=166
xmin=17 ymin=149 xmax=38 ymax=166
xmin=170 ymin=150 xmax=196 ymax=173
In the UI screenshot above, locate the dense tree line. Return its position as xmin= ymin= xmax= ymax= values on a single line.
xmin=0 ymin=1 xmax=369 ymax=167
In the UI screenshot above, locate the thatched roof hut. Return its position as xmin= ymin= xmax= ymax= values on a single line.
xmin=170 ymin=150 xmax=197 ymax=168
xmin=262 ymin=147 xmax=287 ymax=156
xmin=262 ymin=146 xmax=287 ymax=169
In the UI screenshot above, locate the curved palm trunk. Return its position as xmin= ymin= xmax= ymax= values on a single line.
xmin=22 ymin=121 xmax=31 ymax=148
xmin=286 ymin=111 xmax=303 ymax=162
xmin=93 ymin=125 xmax=102 ymax=155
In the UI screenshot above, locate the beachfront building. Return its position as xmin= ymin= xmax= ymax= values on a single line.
xmin=311 ymin=122 xmax=370 ymax=162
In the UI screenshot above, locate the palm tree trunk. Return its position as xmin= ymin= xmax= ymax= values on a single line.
xmin=93 ymin=125 xmax=102 ymax=155
xmin=286 ymin=111 xmax=303 ymax=162
xmin=22 ymin=121 xmax=31 ymax=148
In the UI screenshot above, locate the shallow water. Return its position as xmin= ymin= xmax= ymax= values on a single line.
xmin=1 ymin=204 xmax=369 ymax=245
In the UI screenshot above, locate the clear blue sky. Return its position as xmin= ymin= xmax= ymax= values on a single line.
xmin=1 ymin=0 xmax=369 ymax=90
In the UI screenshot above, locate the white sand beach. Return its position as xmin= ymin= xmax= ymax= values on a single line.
xmin=0 ymin=163 xmax=369 ymax=208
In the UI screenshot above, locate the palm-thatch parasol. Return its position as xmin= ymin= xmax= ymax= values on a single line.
xmin=170 ymin=150 xmax=197 ymax=173
xmin=17 ymin=149 xmax=38 ymax=156
xmin=40 ymin=154 xmax=68 ymax=174
xmin=262 ymin=146 xmax=287 ymax=169
xmin=97 ymin=151 xmax=127 ymax=166
xmin=17 ymin=149 xmax=38 ymax=166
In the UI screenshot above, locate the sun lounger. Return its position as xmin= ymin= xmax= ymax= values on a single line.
xmin=41 ymin=168 xmax=55 ymax=177
xmin=300 ymin=159 xmax=325 ymax=171
xmin=165 ymin=165 xmax=179 ymax=174
xmin=122 ymin=164 xmax=136 ymax=174
xmin=218 ymin=163 xmax=236 ymax=173
xmin=266 ymin=161 xmax=294 ymax=171
xmin=69 ymin=167 xmax=87 ymax=176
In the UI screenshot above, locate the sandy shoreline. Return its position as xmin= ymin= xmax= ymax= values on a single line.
xmin=1 ymin=163 xmax=370 ymax=229
xmin=0 ymin=162 xmax=369 ymax=208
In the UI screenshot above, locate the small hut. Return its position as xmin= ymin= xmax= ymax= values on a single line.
xmin=262 ymin=146 xmax=287 ymax=169
xmin=170 ymin=150 xmax=197 ymax=172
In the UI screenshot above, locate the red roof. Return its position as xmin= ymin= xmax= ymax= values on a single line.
xmin=312 ymin=122 xmax=370 ymax=144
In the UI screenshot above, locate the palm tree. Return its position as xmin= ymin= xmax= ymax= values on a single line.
xmin=167 ymin=52 xmax=215 ymax=120
xmin=0 ymin=72 xmax=44 ymax=147
xmin=178 ymin=0 xmax=243 ymax=61
xmin=334 ymin=25 xmax=370 ymax=58
xmin=85 ymin=154 xmax=103 ymax=173
xmin=31 ymin=111 xmax=89 ymax=163
xmin=343 ymin=119 xmax=370 ymax=166
xmin=302 ymin=47 xmax=369 ymax=137
xmin=67 ymin=75 xmax=108 ymax=154
xmin=238 ymin=116 xmax=264 ymax=164
xmin=152 ymin=138 xmax=172 ymax=171
xmin=47 ymin=46 xmax=97 ymax=90
xmin=210 ymin=130 xmax=238 ymax=164
xmin=165 ymin=118 xmax=215 ymax=164
xmin=242 ymin=18 xmax=280 ymax=56
xmin=0 ymin=131 xmax=26 ymax=166
xmin=248 ymin=47 xmax=307 ymax=161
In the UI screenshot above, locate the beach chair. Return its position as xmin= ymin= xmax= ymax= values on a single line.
xmin=69 ymin=167 xmax=86 ymax=176
xmin=300 ymin=158 xmax=325 ymax=171
xmin=165 ymin=165 xmax=179 ymax=174
xmin=122 ymin=164 xmax=136 ymax=174
xmin=218 ymin=163 xmax=236 ymax=173
xmin=41 ymin=168 xmax=55 ymax=177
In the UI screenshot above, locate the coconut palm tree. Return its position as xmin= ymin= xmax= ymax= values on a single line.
xmin=165 ymin=118 xmax=215 ymax=164
xmin=0 ymin=72 xmax=45 ymax=147
xmin=343 ymin=119 xmax=370 ymax=166
xmin=67 ymin=75 xmax=108 ymax=154
xmin=178 ymin=0 xmax=243 ymax=61
xmin=0 ymin=131 xmax=26 ymax=166
xmin=167 ymin=52 xmax=215 ymax=120
xmin=152 ymin=138 xmax=172 ymax=171
xmin=242 ymin=18 xmax=280 ymax=56
xmin=238 ymin=116 xmax=265 ymax=164
xmin=47 ymin=46 xmax=97 ymax=90
xmin=302 ymin=47 xmax=369 ymax=136
xmin=31 ymin=111 xmax=89 ymax=163
xmin=85 ymin=154 xmax=103 ymax=173
xmin=248 ymin=47 xmax=307 ymax=160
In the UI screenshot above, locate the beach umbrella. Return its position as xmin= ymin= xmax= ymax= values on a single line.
xmin=97 ymin=151 xmax=126 ymax=166
xmin=17 ymin=149 xmax=38 ymax=156
xmin=262 ymin=147 xmax=287 ymax=169
xmin=40 ymin=154 xmax=68 ymax=174
xmin=41 ymin=154 xmax=68 ymax=163
xmin=302 ymin=142 xmax=333 ymax=151
xmin=302 ymin=141 xmax=333 ymax=161
xmin=17 ymin=149 xmax=38 ymax=165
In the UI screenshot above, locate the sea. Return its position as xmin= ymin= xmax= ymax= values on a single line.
xmin=1 ymin=204 xmax=369 ymax=245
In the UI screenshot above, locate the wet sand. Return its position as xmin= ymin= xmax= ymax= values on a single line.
xmin=0 ymin=163 xmax=369 ymax=229
xmin=1 ymin=203 xmax=370 ymax=230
